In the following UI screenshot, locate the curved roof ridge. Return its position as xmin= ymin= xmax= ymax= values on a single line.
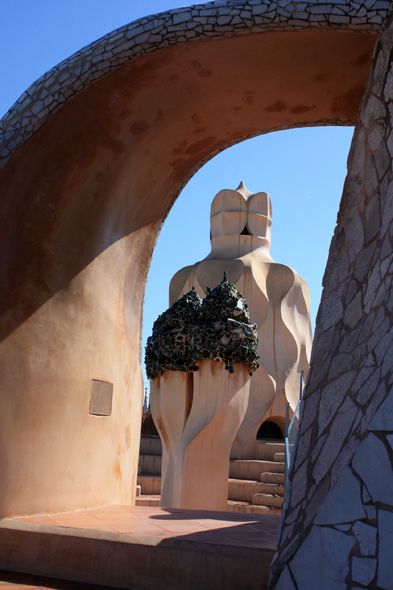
xmin=0 ymin=0 xmax=389 ymax=172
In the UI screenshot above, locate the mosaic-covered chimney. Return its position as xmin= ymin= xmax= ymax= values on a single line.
xmin=146 ymin=275 xmax=258 ymax=510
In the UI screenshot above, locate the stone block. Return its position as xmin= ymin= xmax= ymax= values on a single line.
xmin=252 ymin=5 xmax=268 ymax=15
xmin=343 ymin=292 xmax=362 ymax=328
xmin=318 ymin=283 xmax=344 ymax=331
xmin=330 ymin=435 xmax=362 ymax=488
xmin=372 ymin=304 xmax=386 ymax=330
xmin=318 ymin=371 xmax=356 ymax=435
xmin=329 ymin=14 xmax=350 ymax=23
xmin=314 ymin=467 xmax=365 ymax=525
xmin=362 ymin=95 xmax=386 ymax=130
xmin=346 ymin=211 xmax=364 ymax=263
xmin=368 ymin=386 xmax=393 ymax=431
xmin=362 ymin=486 xmax=371 ymax=503
xmin=365 ymin=504 xmax=376 ymax=521
xmin=381 ymin=337 xmax=393 ymax=379
xmin=377 ymin=510 xmax=393 ymax=589
xmin=355 ymin=241 xmax=376 ymax=282
xmin=294 ymin=426 xmax=312 ymax=467
xmin=217 ymin=16 xmax=232 ymax=25
xmin=352 ymin=366 xmax=375 ymax=393
xmin=360 ymin=381 xmax=387 ymax=437
xmin=352 ymin=433 xmax=393 ymax=505
xmin=173 ymin=11 xmax=192 ymax=25
xmin=384 ymin=68 xmax=393 ymax=104
xmin=365 ymin=158 xmax=379 ymax=201
xmin=368 ymin=124 xmax=384 ymax=153
xmin=274 ymin=567 xmax=296 ymax=590
xmin=374 ymin=140 xmax=390 ymax=180
xmin=381 ymin=180 xmax=393 ymax=237
xmin=311 ymin=432 xmax=328 ymax=463
xmin=352 ymin=556 xmax=377 ymax=586
xmin=289 ymin=460 xmax=307 ymax=508
xmin=289 ymin=526 xmax=356 ymax=590
xmin=310 ymin=5 xmax=332 ymax=14
xmin=352 ymin=521 xmax=377 ymax=556
xmin=304 ymin=476 xmax=330 ymax=530
xmin=313 ymin=398 xmax=359 ymax=485
xmin=366 ymin=315 xmax=389 ymax=351
xmin=300 ymin=392 xmax=321 ymax=432
xmin=356 ymin=367 xmax=381 ymax=406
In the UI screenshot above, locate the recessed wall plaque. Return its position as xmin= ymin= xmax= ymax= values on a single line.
xmin=89 ymin=380 xmax=113 ymax=416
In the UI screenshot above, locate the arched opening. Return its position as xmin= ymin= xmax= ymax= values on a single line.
xmin=257 ymin=421 xmax=284 ymax=441
xmin=138 ymin=125 xmax=352 ymax=507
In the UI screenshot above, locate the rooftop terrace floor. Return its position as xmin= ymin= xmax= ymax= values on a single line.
xmin=0 ymin=506 xmax=279 ymax=590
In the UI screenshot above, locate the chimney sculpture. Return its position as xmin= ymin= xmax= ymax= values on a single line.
xmin=146 ymin=276 xmax=258 ymax=510
xmin=169 ymin=183 xmax=313 ymax=458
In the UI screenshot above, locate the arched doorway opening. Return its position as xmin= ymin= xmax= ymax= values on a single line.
xmin=257 ymin=421 xmax=284 ymax=441
xmin=137 ymin=124 xmax=352 ymax=508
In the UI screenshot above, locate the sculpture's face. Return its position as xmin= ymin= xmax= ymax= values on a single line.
xmin=210 ymin=188 xmax=272 ymax=242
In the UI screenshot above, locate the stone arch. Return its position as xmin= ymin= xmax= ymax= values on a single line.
xmin=0 ymin=1 xmax=388 ymax=518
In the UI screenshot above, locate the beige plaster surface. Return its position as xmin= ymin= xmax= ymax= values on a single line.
xmin=151 ymin=360 xmax=250 ymax=510
xmin=0 ymin=27 xmax=376 ymax=516
xmin=170 ymin=184 xmax=312 ymax=458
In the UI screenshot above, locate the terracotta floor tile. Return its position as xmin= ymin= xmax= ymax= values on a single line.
xmin=87 ymin=507 xmax=125 ymax=515
xmin=93 ymin=511 xmax=130 ymax=517
xmin=46 ymin=513 xmax=90 ymax=520
xmin=8 ymin=505 xmax=279 ymax=551
xmin=86 ymin=519 xmax=134 ymax=526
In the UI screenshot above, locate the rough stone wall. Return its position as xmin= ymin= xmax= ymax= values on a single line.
xmin=0 ymin=0 xmax=388 ymax=173
xmin=271 ymin=6 xmax=393 ymax=590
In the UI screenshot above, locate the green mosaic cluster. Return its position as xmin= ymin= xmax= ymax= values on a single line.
xmin=145 ymin=274 xmax=259 ymax=380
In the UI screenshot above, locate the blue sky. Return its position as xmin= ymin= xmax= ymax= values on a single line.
xmin=1 ymin=1 xmax=354 ymax=391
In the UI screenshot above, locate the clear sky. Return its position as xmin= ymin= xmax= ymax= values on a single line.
xmin=1 ymin=1 xmax=354 ymax=392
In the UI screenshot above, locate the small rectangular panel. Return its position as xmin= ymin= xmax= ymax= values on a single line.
xmin=89 ymin=380 xmax=113 ymax=416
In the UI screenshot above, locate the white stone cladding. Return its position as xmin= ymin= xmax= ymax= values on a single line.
xmin=271 ymin=5 xmax=393 ymax=588
xmin=0 ymin=0 xmax=390 ymax=172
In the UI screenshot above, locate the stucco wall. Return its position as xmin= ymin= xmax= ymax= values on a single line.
xmin=271 ymin=6 xmax=393 ymax=589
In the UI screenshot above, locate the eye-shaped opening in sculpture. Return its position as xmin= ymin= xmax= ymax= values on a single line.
xmin=240 ymin=225 xmax=251 ymax=236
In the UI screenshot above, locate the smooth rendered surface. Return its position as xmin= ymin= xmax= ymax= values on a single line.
xmin=151 ymin=360 xmax=250 ymax=510
xmin=170 ymin=184 xmax=313 ymax=458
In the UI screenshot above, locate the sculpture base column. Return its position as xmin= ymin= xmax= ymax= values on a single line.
xmin=150 ymin=370 xmax=193 ymax=508
xmin=181 ymin=360 xmax=250 ymax=511
xmin=150 ymin=361 xmax=250 ymax=511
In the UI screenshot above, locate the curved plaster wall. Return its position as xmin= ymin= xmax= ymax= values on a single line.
xmin=0 ymin=0 xmax=387 ymax=517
